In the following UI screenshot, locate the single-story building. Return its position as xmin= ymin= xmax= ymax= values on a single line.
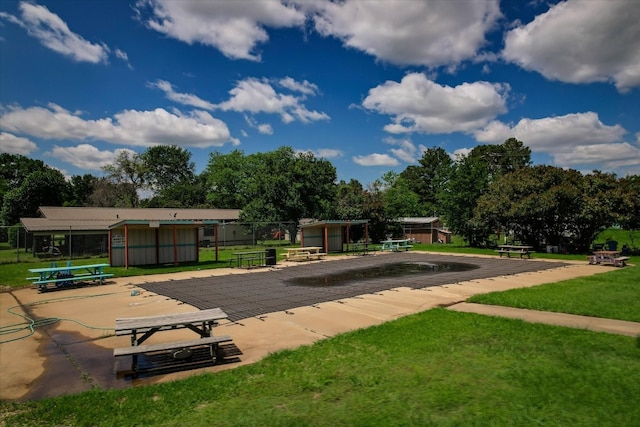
xmin=299 ymin=220 xmax=369 ymax=253
xmin=399 ymin=217 xmax=451 ymax=244
xmin=21 ymin=207 xmax=240 ymax=268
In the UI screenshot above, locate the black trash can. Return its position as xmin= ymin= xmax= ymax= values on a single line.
xmin=265 ymin=248 xmax=277 ymax=266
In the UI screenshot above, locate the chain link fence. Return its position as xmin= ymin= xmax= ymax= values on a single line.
xmin=202 ymin=221 xmax=298 ymax=248
xmin=0 ymin=225 xmax=110 ymax=263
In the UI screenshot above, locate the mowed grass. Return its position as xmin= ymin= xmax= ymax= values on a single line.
xmin=469 ymin=265 xmax=640 ymax=322
xmin=2 ymin=308 xmax=639 ymax=427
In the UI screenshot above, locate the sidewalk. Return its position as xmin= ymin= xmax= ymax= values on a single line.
xmin=448 ymin=303 xmax=640 ymax=337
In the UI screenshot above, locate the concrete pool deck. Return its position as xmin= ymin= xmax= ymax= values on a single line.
xmin=1 ymin=251 xmax=637 ymax=401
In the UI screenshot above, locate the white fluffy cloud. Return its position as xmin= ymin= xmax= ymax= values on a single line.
xmin=308 ymin=0 xmax=501 ymax=67
xmin=502 ymin=0 xmax=640 ymax=92
xmin=384 ymin=137 xmax=419 ymax=163
xmin=0 ymin=2 xmax=109 ymax=63
xmin=48 ymin=144 xmax=131 ymax=171
xmin=135 ymin=0 xmax=305 ymax=61
xmin=474 ymin=112 xmax=639 ymax=171
xmin=278 ymin=77 xmax=319 ymax=96
xmin=474 ymin=112 xmax=626 ymax=149
xmin=0 ymin=103 xmax=237 ymax=148
xmin=353 ymin=153 xmax=400 ymax=167
xmin=148 ymin=80 xmax=216 ymax=110
xmin=0 ymin=132 xmax=37 ymax=155
xmin=363 ymin=73 xmax=508 ymax=134
xmin=296 ymin=148 xmax=343 ymax=159
xmin=217 ymin=77 xmax=329 ymax=124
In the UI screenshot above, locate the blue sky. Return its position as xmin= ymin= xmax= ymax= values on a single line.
xmin=1 ymin=0 xmax=639 ymax=186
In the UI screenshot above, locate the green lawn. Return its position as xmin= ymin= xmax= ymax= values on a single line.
xmin=1 ymin=308 xmax=638 ymax=426
xmin=0 ymin=246 xmax=290 ymax=288
xmin=468 ymin=265 xmax=640 ymax=322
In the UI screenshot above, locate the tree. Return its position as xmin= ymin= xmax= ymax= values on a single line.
xmin=569 ymin=171 xmax=621 ymax=251
xmin=144 ymin=174 xmax=210 ymax=208
xmin=400 ymin=146 xmax=453 ymax=215
xmin=65 ymin=174 xmax=98 ymax=206
xmin=102 ymin=151 xmax=146 ymax=207
xmin=334 ymin=179 xmax=365 ymax=220
xmin=474 ymin=166 xmax=580 ymax=247
xmin=616 ymin=175 xmax=640 ymax=231
xmin=140 ymin=145 xmax=195 ymax=194
xmin=87 ymin=178 xmax=121 ymax=207
xmin=362 ymin=179 xmax=390 ymax=242
xmin=203 ymin=147 xmax=337 ymax=242
xmin=240 ymin=147 xmax=336 ymax=227
xmin=1 ymin=169 xmax=67 ymax=226
xmin=381 ymin=171 xmax=424 ymax=220
xmin=204 ymin=150 xmax=251 ymax=208
xmin=439 ymin=139 xmax=531 ymax=246
xmin=1 ymin=154 xmax=48 ymax=208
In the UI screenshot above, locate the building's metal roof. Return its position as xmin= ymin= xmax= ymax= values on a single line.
xmin=300 ymin=219 xmax=369 ymax=229
xmin=20 ymin=218 xmax=112 ymax=232
xmin=21 ymin=207 xmax=241 ymax=232
xmin=398 ymin=217 xmax=440 ymax=224
xmin=37 ymin=207 xmax=241 ymax=221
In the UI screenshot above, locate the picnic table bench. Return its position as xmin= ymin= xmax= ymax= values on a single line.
xmin=284 ymin=247 xmax=326 ymax=261
xmin=348 ymin=242 xmax=377 ymax=256
xmin=496 ymin=245 xmax=534 ymax=259
xmin=230 ymin=250 xmax=267 ymax=268
xmin=27 ymin=262 xmax=112 ymax=292
xmin=113 ymin=308 xmax=232 ymax=374
xmin=588 ymin=251 xmax=629 ymax=267
xmin=380 ymin=239 xmax=413 ymax=252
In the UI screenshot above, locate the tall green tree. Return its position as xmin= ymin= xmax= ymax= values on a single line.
xmin=1 ymin=169 xmax=67 ymax=226
xmin=204 ymin=150 xmax=251 ymax=209
xmin=239 ymin=147 xmax=336 ymax=223
xmin=65 ymin=174 xmax=98 ymax=206
xmin=102 ymin=151 xmax=146 ymax=207
xmin=381 ymin=171 xmax=424 ymax=219
xmin=474 ymin=166 xmax=582 ymax=247
xmin=203 ymin=147 xmax=337 ymax=242
xmin=616 ymin=175 xmax=640 ymax=231
xmin=140 ymin=145 xmax=195 ymax=194
xmin=400 ymin=146 xmax=453 ymax=215
xmin=334 ymin=179 xmax=365 ymax=220
xmin=1 ymin=154 xmax=48 ymax=208
xmin=362 ymin=179 xmax=385 ymax=242
xmin=569 ymin=171 xmax=621 ymax=251
xmin=145 ymin=174 xmax=209 ymax=208
xmin=440 ymin=139 xmax=531 ymax=246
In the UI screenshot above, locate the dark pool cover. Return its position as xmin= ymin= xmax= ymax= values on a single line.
xmin=138 ymin=253 xmax=565 ymax=322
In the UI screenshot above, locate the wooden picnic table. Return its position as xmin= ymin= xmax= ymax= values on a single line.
xmin=113 ymin=308 xmax=232 ymax=374
xmin=496 ymin=245 xmax=534 ymax=259
xmin=27 ymin=262 xmax=112 ymax=292
xmin=231 ymin=250 xmax=267 ymax=268
xmin=284 ymin=246 xmax=326 ymax=261
xmin=588 ymin=251 xmax=629 ymax=267
xmin=381 ymin=239 xmax=413 ymax=252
